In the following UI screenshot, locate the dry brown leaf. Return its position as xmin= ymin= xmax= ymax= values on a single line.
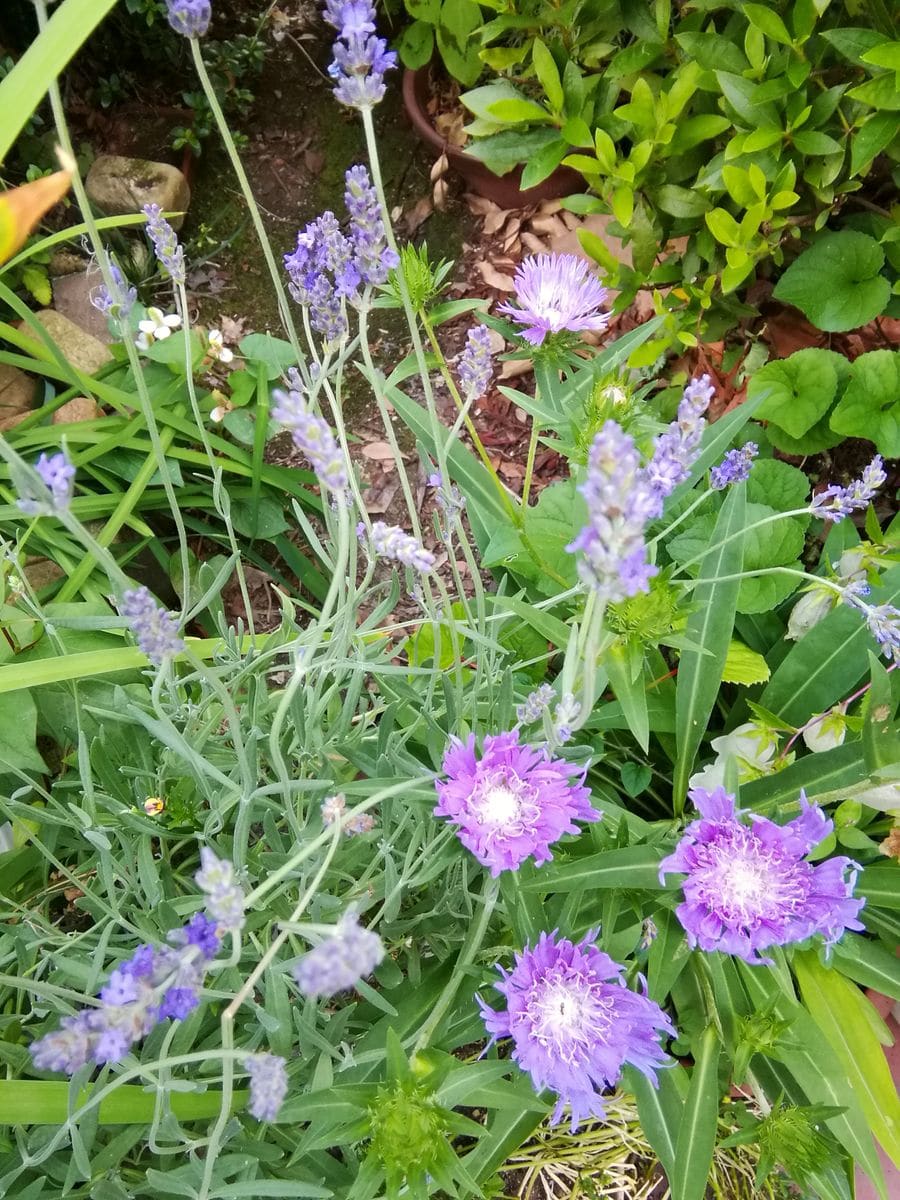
xmin=478 ymin=261 xmax=516 ymax=291
xmin=499 ymin=461 xmax=525 ymax=480
xmin=521 ymin=231 xmax=548 ymax=254
xmin=500 ymin=358 xmax=534 ymax=379
xmin=465 ymin=193 xmax=500 ymax=217
xmin=430 ymin=153 xmax=449 ymax=182
xmin=529 ymin=214 xmax=569 ymax=239
xmin=433 ymin=177 xmax=450 ymax=210
xmin=483 ymin=208 xmax=511 ymax=235
xmin=404 ymin=196 xmax=434 ymax=234
xmin=537 ymin=198 xmax=564 ymax=215
xmin=486 ymin=327 xmax=506 ymax=354
xmin=361 ymin=441 xmax=399 ymax=461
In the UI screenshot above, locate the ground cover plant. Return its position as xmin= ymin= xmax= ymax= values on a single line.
xmin=0 ymin=2 xmax=899 ymax=1199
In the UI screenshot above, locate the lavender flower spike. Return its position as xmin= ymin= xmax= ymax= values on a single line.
xmin=195 ymin=848 xmax=245 ymax=933
xmin=165 ymin=0 xmax=211 ymax=38
xmin=368 ymin=521 xmax=435 ymax=572
xmin=841 ymin=586 xmax=900 ymax=665
xmin=90 ymin=260 xmax=137 ymax=321
xmin=143 ymin=204 xmax=185 ymax=286
xmin=811 ymin=455 xmax=887 ymax=523
xmin=643 ymin=375 xmax=715 ymax=514
xmin=244 ymin=1053 xmax=288 ymax=1121
xmin=271 ymin=385 xmax=348 ymax=493
xmin=457 ymin=324 xmax=493 ymax=400
xmin=498 ymin=254 xmax=609 ymax=346
xmin=293 ymin=911 xmax=385 ymax=997
xmin=711 ymin=442 xmax=758 ymax=491
xmin=659 ymin=786 xmax=865 ymax=964
xmin=516 ymin=684 xmax=555 ymax=725
xmin=16 ymin=451 xmax=76 ymax=516
xmin=344 ymin=165 xmax=398 ymax=287
xmin=479 ymin=931 xmax=674 ymax=1131
xmin=326 ymin=0 xmax=397 ymax=110
xmin=567 ymin=422 xmax=659 ymax=602
xmin=120 ymin=586 xmax=184 ymax=666
xmin=434 ymin=730 xmax=599 ymax=876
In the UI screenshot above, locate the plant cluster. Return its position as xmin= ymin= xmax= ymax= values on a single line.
xmin=0 ymin=3 xmax=899 ymax=1200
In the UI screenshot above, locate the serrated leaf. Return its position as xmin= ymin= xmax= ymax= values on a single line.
xmin=722 ymin=639 xmax=770 ymax=684
xmin=829 ymin=349 xmax=900 ymax=458
xmin=773 ymin=232 xmax=891 ymax=331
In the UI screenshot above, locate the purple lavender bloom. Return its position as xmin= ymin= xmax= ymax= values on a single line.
xmin=244 ymin=1053 xmax=289 ymax=1121
xmin=552 ymin=694 xmax=581 ymax=745
xmin=158 ymin=987 xmax=198 ymax=1020
xmin=567 ymin=422 xmax=658 ymax=602
xmin=842 ymin=586 xmax=900 ymax=664
xmin=711 ymin=442 xmax=758 ymax=490
xmin=165 ymin=0 xmax=211 ymax=37
xmin=184 ymin=911 xmax=221 ymax=958
xmin=90 ymin=260 xmax=137 ymax=321
xmin=434 ymin=731 xmax=599 ymax=876
xmin=457 ymin=324 xmax=494 ymax=400
xmin=811 ymin=455 xmax=887 ymax=523
xmin=16 ymin=451 xmax=76 ymax=516
xmin=479 ymin=931 xmax=674 ymax=1130
xmin=516 ymin=684 xmax=555 ymax=725
xmin=293 ymin=911 xmax=385 ymax=997
xmin=428 ymin=471 xmax=465 ymax=528
xmin=344 ymin=165 xmax=398 ymax=286
xmin=368 ymin=521 xmax=435 ymax=572
xmin=284 ymin=217 xmax=351 ymax=342
xmin=195 ymin=848 xmax=245 ymax=933
xmin=142 ymin=204 xmax=185 ymax=287
xmin=120 ymin=586 xmax=183 ymax=666
xmin=326 ymin=0 xmax=397 ymax=110
xmin=643 ymin=375 xmax=714 ymax=515
xmin=498 ymin=254 xmax=610 ymax=346
xmin=659 ymin=787 xmax=865 ymax=964
xmin=271 ymin=385 xmax=348 ymax=493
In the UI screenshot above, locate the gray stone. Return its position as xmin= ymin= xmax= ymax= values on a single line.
xmin=52 ymin=396 xmax=103 ymax=425
xmin=31 ymin=310 xmax=113 ymax=376
xmin=53 ymin=267 xmax=112 ymax=343
xmin=0 ymin=364 xmax=38 ymax=432
xmin=49 ymin=250 xmax=89 ymax=277
xmin=85 ymin=154 xmax=190 ymax=230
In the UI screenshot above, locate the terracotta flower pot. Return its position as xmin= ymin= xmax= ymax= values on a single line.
xmin=402 ymin=66 xmax=584 ymax=209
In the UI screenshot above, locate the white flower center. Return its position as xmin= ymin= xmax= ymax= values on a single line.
xmin=477 ymin=785 xmax=522 ymax=827
xmin=726 ymin=859 xmax=768 ymax=909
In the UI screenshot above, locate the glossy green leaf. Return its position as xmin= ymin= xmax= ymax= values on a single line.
xmin=518 ymin=844 xmax=666 ymax=893
xmin=670 ymin=1026 xmax=720 ymax=1200
xmin=773 ymin=233 xmax=891 ymax=332
xmin=605 ymin=638 xmax=650 ymax=752
xmin=625 ymin=1061 xmax=688 ymax=1179
xmin=0 ymin=1080 xmax=245 ymax=1125
xmin=748 ymin=348 xmax=846 ymax=439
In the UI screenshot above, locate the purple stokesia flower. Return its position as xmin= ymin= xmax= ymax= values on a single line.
xmin=165 ymin=0 xmax=211 ymax=37
xmin=644 ymin=375 xmax=715 ymax=514
xmin=16 ymin=451 xmax=76 ymax=516
xmin=457 ymin=324 xmax=494 ymax=400
xmin=811 ymin=455 xmax=887 ymax=522
xmin=244 ymin=1053 xmax=289 ymax=1121
xmin=293 ymin=911 xmax=385 ymax=997
xmin=271 ymin=385 xmax=348 ymax=493
xmin=710 ymin=442 xmax=758 ymax=491
xmin=325 ymin=0 xmax=397 ymax=109
xmin=120 ymin=586 xmax=184 ymax=666
xmin=90 ymin=260 xmax=137 ymax=321
xmin=30 ymin=916 xmax=221 ymax=1075
xmin=344 ymin=165 xmax=398 ymax=286
xmin=659 ymin=787 xmax=865 ymax=964
xmin=498 ymin=254 xmax=610 ymax=347
xmin=195 ymin=848 xmax=245 ymax=933
xmin=434 ymin=731 xmax=599 ymax=876
xmin=366 ymin=521 xmax=435 ymax=572
xmin=479 ymin=931 xmax=674 ymax=1130
xmin=142 ymin=204 xmax=185 ymax=287
xmin=567 ymin=422 xmax=659 ymax=602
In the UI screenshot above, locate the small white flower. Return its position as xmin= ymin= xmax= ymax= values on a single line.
xmin=207 ymin=329 xmax=234 ymax=364
xmin=803 ymin=708 xmax=847 ymax=754
xmin=688 ymin=758 xmax=727 ymax=793
xmin=210 ymin=405 xmax=227 ymax=423
xmin=710 ymin=722 xmax=777 ymax=772
xmin=135 ymin=307 xmax=181 ymax=350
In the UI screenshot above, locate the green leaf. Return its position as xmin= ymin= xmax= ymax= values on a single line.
xmin=722 ymin=640 xmax=770 ymax=685
xmin=748 ymin=348 xmax=843 ymax=438
xmin=792 ymin=130 xmax=845 ymax=155
xmin=705 ymin=207 xmax=743 ymax=248
xmin=861 ymin=41 xmax=900 ymax=71
xmin=851 ymin=112 xmax=900 ymax=175
xmin=626 ymin=1061 xmax=688 ymax=1179
xmin=848 ymin=74 xmax=900 ymax=111
xmin=606 ymin=639 xmax=650 ymax=752
xmin=436 ymin=0 xmax=483 ymax=86
xmin=832 ymin=934 xmax=900 ymax=1002
xmin=746 ymin=457 xmax=810 ymax=511
xmin=744 ymin=2 xmax=794 ymax=45
xmin=519 ymin=138 xmax=569 ymax=189
xmin=531 ymin=39 xmax=563 ymax=111
xmin=486 ymin=98 xmax=552 ymax=124
xmin=667 ymin=114 xmax=732 ymax=154
xmin=0 ymin=1080 xmax=246 ymax=1125
xmin=397 ymin=20 xmax=434 ymax=69
xmin=518 ymin=845 xmax=666 ymax=893
xmin=863 ymin=651 xmax=900 ymax=773
xmin=647 ymin=908 xmax=691 ymax=1003
xmin=830 ymin=349 xmax=900 ymax=457
xmin=774 ymin=232 xmax=891 ymax=331
xmin=742 ymin=741 xmax=868 ymax=813
xmin=794 ymin=950 xmax=900 ymax=1171
xmin=715 ymin=71 xmax=780 ymax=128
xmin=670 ymin=1026 xmax=721 ymax=1200
xmin=765 ymin=410 xmax=844 ymax=456
xmin=238 ymin=333 xmax=297 ymax=380
xmin=673 ymin=485 xmax=746 ymax=808
xmin=820 ymin=27 xmax=886 ymax=65
xmin=655 ymin=184 xmax=712 ymax=219
xmin=0 ymin=690 xmax=47 ymax=774
xmin=675 ymin=31 xmax=748 ymax=73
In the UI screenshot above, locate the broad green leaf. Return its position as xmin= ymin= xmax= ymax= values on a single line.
xmin=794 ymin=950 xmax=900 ymax=1170
xmin=670 ymin=1026 xmax=720 ymax=1200
xmin=605 ymin=638 xmax=650 ymax=752
xmin=744 ymin=2 xmax=793 ymax=45
xmin=0 ymin=1080 xmax=245 ymax=1125
xmin=851 ymin=112 xmax=900 ymax=175
xmin=820 ymin=27 xmax=886 ymax=65
xmin=832 ymin=934 xmax=900 ymax=1001
xmin=531 ymin=39 xmax=563 ymax=111
xmin=667 ymin=114 xmax=732 ymax=154
xmin=848 ymin=73 xmax=900 ymax=111
xmin=487 ymin=98 xmax=552 ymax=124
xmin=520 ymin=138 xmax=569 ymax=189
xmin=518 ymin=844 xmax=666 ymax=892
xmin=0 ymin=691 xmax=47 ymax=774
xmin=625 ymin=1061 xmax=689 ymax=1179
xmin=397 ymin=20 xmax=434 ymax=69
xmin=793 ymin=130 xmax=844 ymax=155
xmin=746 ymin=457 xmax=810 ymax=511
xmin=742 ymin=741 xmax=868 ymax=813
xmin=655 ymin=185 xmax=712 ymax=219
xmin=647 ymin=908 xmax=691 ymax=1002
xmin=858 ymin=862 xmax=900 ymax=908
xmin=238 ymin=333 xmax=296 ymax=379
xmin=773 ymin=232 xmax=891 ymax=331
xmin=674 ymin=484 xmax=746 ymax=807
xmin=748 ymin=348 xmax=845 ymax=439
xmin=675 ymin=31 xmax=747 ymax=72
xmin=722 ymin=640 xmax=770 ymax=685
xmin=830 ymin=349 xmax=900 ymax=458
xmin=861 ymin=41 xmax=900 ymax=71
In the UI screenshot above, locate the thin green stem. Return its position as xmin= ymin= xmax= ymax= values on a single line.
xmin=521 ymin=419 xmax=541 ymax=509
xmin=675 ymin=506 xmax=810 ymax=575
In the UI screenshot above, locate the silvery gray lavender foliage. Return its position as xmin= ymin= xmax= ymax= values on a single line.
xmin=120 ymin=587 xmax=184 ymax=666
xmin=16 ymin=451 xmax=76 ymax=516
xmin=165 ymin=0 xmax=211 ymax=38
xmin=711 ymin=442 xmax=758 ymax=490
xmin=244 ymin=1053 xmax=289 ymax=1121
xmin=271 ymin=384 xmax=349 ymax=494
xmin=324 ymin=0 xmax=397 ymax=109
xmin=143 ymin=204 xmax=185 ymax=287
xmin=364 ymin=521 xmax=435 ymax=572
xmin=293 ymin=912 xmax=385 ymax=997
xmin=90 ymin=260 xmax=137 ymax=321
xmin=195 ymin=848 xmax=246 ymax=933
xmin=457 ymin=324 xmax=493 ymax=400
xmin=810 ymin=455 xmax=886 ymax=522
xmin=30 ymin=912 xmax=221 ymax=1073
